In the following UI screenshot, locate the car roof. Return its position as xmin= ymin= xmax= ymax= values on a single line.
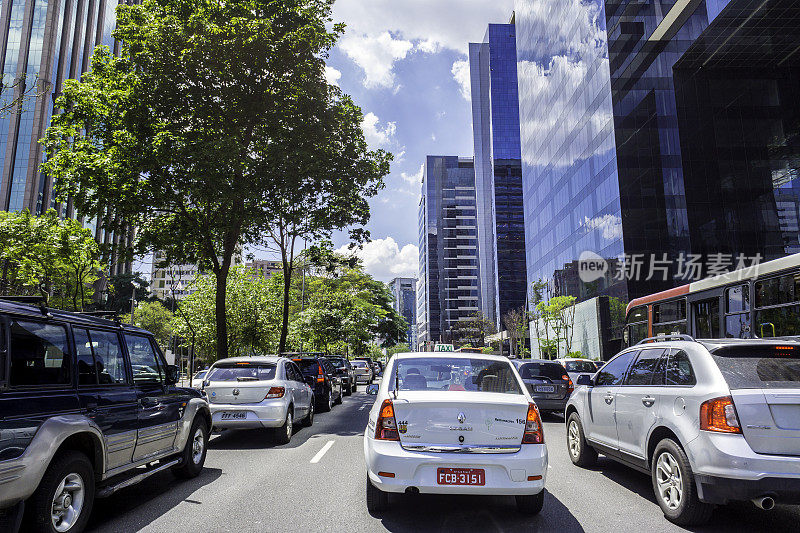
xmin=392 ymin=352 xmax=515 ymax=363
xmin=0 ymin=299 xmax=152 ymax=334
xmin=512 ymin=358 xmax=562 ymax=365
xmin=211 ymin=356 xmax=282 ymax=366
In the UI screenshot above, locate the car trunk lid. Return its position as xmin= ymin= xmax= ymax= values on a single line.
xmin=391 ymin=391 xmax=529 ymax=450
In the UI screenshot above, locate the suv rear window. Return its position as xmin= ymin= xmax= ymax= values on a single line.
xmin=563 ymin=360 xmax=597 ymax=373
xmin=294 ymin=359 xmax=322 ymax=376
xmin=207 ymin=363 xmax=276 ymax=382
xmin=9 ymin=320 xmax=71 ymax=386
xmin=517 ymin=362 xmax=566 ymax=381
xmin=711 ymin=345 xmax=800 ymax=389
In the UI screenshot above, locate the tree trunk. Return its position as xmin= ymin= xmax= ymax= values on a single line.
xmin=214 ymin=266 xmax=230 ymax=361
xmin=278 ymin=253 xmax=293 ymax=353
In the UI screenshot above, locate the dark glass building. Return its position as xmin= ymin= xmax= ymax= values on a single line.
xmin=417 ymin=156 xmax=480 ymax=347
xmin=515 ymin=0 xmax=626 ymax=302
xmin=469 ymin=22 xmax=528 ymax=329
xmin=388 ymin=277 xmax=417 ymax=349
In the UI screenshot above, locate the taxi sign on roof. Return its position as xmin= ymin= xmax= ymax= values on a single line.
xmin=434 ymin=344 xmax=455 ymax=352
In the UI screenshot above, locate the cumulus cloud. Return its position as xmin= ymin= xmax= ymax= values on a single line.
xmin=451 ymin=59 xmax=471 ymax=100
xmin=336 ymin=237 xmax=419 ymax=282
xmin=401 ymin=164 xmax=425 ymax=186
xmin=361 ymin=112 xmax=397 ymax=147
xmin=324 ymin=65 xmax=342 ymax=86
xmin=582 ymin=214 xmax=622 ymax=241
xmin=339 ymin=32 xmax=413 ymax=89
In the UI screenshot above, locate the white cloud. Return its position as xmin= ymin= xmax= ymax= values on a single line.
xmin=324 ymin=65 xmax=342 ymax=86
xmin=339 ymin=32 xmax=413 ymax=89
xmin=450 ymin=59 xmax=471 ymax=100
xmin=336 ymin=237 xmax=419 ymax=282
xmin=361 ymin=112 xmax=397 ymax=147
xmin=582 ymin=214 xmax=622 ymax=241
xmin=401 ymin=164 xmax=424 ymax=186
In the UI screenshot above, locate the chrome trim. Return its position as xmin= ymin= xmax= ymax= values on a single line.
xmin=96 ymin=458 xmax=181 ymax=498
xmin=401 ymin=443 xmax=521 ymax=454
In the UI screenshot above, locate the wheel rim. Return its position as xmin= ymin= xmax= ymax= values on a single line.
xmin=308 ymin=402 xmax=314 ymax=424
xmin=328 ymin=391 xmax=332 ymax=409
xmin=191 ymin=427 xmax=205 ymax=465
xmin=655 ymin=451 xmax=683 ymax=510
xmin=286 ymin=412 xmax=293 ymax=438
xmin=51 ymin=473 xmax=85 ymax=532
xmin=567 ymin=420 xmax=580 ymax=458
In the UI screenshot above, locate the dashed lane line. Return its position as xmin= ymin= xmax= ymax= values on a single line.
xmin=310 ymin=440 xmax=335 ymax=464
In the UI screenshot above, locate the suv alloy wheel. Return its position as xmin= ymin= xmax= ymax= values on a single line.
xmin=173 ymin=417 xmax=209 ymax=479
xmin=566 ymin=413 xmax=597 ymax=467
xmin=651 ymin=438 xmax=713 ymax=525
xmin=26 ymin=451 xmax=95 ymax=533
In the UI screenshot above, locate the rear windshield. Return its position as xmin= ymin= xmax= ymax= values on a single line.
xmin=294 ymin=359 xmax=322 ymax=376
xmin=517 ymin=362 xmax=567 ymax=381
xmin=206 ymin=363 xmax=276 ymax=382
xmin=352 ymin=361 xmax=367 ymax=368
xmin=711 ymin=345 xmax=800 ymax=389
xmin=563 ymin=360 xmax=597 ymax=373
xmin=326 ymin=358 xmax=346 ymax=369
xmin=388 ymin=357 xmax=523 ymax=394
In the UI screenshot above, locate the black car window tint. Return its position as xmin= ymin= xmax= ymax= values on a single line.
xmin=625 ymin=349 xmax=666 ymax=386
xmin=665 ymin=350 xmax=697 ymax=386
xmin=0 ymin=317 xmax=6 ymax=388
xmin=125 ymin=334 xmax=163 ymax=385
xmin=74 ymin=328 xmax=98 ymax=385
xmin=518 ymin=362 xmax=566 ymax=381
xmin=9 ymin=320 xmax=71 ymax=386
xmin=595 ymin=351 xmax=638 ymax=386
xmin=87 ymin=330 xmax=127 ymax=384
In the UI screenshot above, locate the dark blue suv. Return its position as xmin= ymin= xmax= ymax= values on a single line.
xmin=0 ymin=299 xmax=211 ymax=533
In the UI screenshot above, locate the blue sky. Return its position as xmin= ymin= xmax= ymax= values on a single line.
xmin=320 ymin=0 xmax=515 ymax=281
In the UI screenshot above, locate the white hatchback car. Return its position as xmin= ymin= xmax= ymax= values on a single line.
xmin=363 ymin=353 xmax=548 ymax=514
xmin=204 ymin=356 xmax=314 ymax=443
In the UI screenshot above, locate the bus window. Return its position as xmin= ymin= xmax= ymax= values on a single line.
xmin=726 ymin=314 xmax=751 ymax=338
xmin=755 ymin=305 xmax=800 ymax=338
xmin=694 ymin=298 xmax=720 ymax=338
xmin=727 ymin=285 xmax=750 ymax=313
xmin=755 ymin=273 xmax=800 ymax=308
xmin=652 ymin=299 xmax=687 ymax=337
xmin=628 ymin=322 xmax=647 ymax=345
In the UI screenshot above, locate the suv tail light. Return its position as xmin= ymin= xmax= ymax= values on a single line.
xmin=700 ymin=396 xmax=741 ymax=433
xmin=317 ymin=364 xmax=325 ymax=383
xmin=566 ymin=377 xmax=574 ymax=395
xmin=522 ymin=403 xmax=545 ymax=444
xmin=375 ymin=399 xmax=400 ymax=441
xmin=265 ymin=387 xmax=285 ymax=399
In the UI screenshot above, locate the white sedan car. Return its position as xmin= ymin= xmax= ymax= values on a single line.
xmin=204 ymin=356 xmax=314 ymax=443
xmin=363 ymin=353 xmax=548 ymax=514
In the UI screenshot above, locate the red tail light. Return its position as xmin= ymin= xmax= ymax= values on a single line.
xmin=566 ymin=378 xmax=574 ymax=395
xmin=700 ymin=396 xmax=741 ymax=434
xmin=265 ymin=387 xmax=285 ymax=399
xmin=522 ymin=403 xmax=545 ymax=444
xmin=375 ymin=399 xmax=400 ymax=441
xmin=317 ymin=364 xmax=325 ymax=383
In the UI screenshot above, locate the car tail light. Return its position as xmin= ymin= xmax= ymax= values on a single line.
xmin=700 ymin=396 xmax=741 ymax=434
xmin=522 ymin=403 xmax=545 ymax=444
xmin=265 ymin=387 xmax=285 ymax=399
xmin=317 ymin=365 xmax=325 ymax=383
xmin=375 ymin=399 xmax=399 ymax=441
xmin=566 ymin=377 xmax=574 ymax=395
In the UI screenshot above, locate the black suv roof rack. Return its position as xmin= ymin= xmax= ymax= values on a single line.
xmin=0 ymin=296 xmax=123 ymax=324
xmin=636 ymin=334 xmax=696 ymax=345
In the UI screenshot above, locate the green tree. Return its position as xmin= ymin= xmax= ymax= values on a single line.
xmin=449 ymin=312 xmax=496 ymax=347
xmin=42 ymin=0 xmax=389 ymax=362
xmin=121 ymin=300 xmax=174 ymax=350
xmin=105 ymin=272 xmax=152 ymax=313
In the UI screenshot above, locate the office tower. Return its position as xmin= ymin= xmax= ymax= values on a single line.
xmin=417 ymin=156 xmax=480 ymax=346
xmin=469 ymin=21 xmax=527 ymax=330
xmin=388 ymin=277 xmax=417 ymax=349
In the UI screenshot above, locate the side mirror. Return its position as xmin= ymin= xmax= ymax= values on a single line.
xmin=164 ymin=364 xmax=179 ymax=385
xmin=366 ymin=384 xmax=379 ymax=395
xmin=577 ymin=374 xmax=593 ymax=387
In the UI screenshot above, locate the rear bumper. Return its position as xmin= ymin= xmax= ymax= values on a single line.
xmin=354 ymin=374 xmax=372 ymax=383
xmin=209 ymin=399 xmax=289 ymax=429
xmin=686 ymin=431 xmax=800 ymax=504
xmin=532 ymin=398 xmax=569 ymax=412
xmin=364 ymin=433 xmax=547 ymax=496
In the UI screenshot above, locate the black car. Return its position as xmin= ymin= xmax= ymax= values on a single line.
xmin=512 ymin=359 xmax=574 ymax=414
xmin=291 ymin=357 xmax=343 ymax=412
xmin=0 ymin=298 xmax=211 ymax=533
xmin=324 ymin=356 xmax=357 ymax=395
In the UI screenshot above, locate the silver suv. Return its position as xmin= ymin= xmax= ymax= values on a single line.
xmin=565 ymin=335 xmax=800 ymax=525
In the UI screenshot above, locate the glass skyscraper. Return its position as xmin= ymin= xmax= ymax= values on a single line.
xmin=388 ymin=277 xmax=417 ymax=349
xmin=515 ymin=0 xmax=625 ymax=302
xmin=417 ymin=156 xmax=480 ymax=347
xmin=469 ymin=22 xmax=527 ymax=329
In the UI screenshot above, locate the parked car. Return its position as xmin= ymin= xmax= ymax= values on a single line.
xmin=292 ymin=357 xmax=343 ymax=412
xmin=364 ymin=353 xmax=548 ymax=514
xmin=565 ymin=335 xmax=800 ymax=526
xmin=511 ymin=359 xmax=574 ymax=414
xmin=0 ymin=298 xmax=211 ymax=533
xmin=203 ymin=356 xmax=314 ymax=442
xmin=554 ymin=358 xmax=598 ymax=384
xmin=324 ymin=356 xmax=357 ymax=395
xmin=372 ymin=360 xmax=384 ymax=377
xmin=193 ymin=369 xmax=208 ymax=383
xmin=351 ymin=359 xmax=374 ymax=384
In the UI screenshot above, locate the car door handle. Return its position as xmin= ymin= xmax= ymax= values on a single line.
xmin=642 ymin=396 xmax=656 ymax=407
xmin=140 ymin=397 xmax=160 ymax=408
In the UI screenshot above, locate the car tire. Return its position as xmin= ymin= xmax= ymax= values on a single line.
xmin=651 ymin=438 xmax=714 ymax=526
xmin=334 ymin=388 xmax=343 ymax=405
xmin=25 ymin=450 xmax=95 ymax=533
xmin=344 ymin=382 xmax=352 ymax=396
xmin=566 ymin=413 xmax=598 ymax=467
xmin=319 ymin=389 xmax=333 ymax=413
xmin=515 ymin=490 xmax=545 ymax=515
xmin=352 ymin=383 xmax=358 ymax=393
xmin=173 ymin=416 xmax=209 ymax=479
xmin=273 ymin=409 xmax=293 ymax=445
xmin=366 ymin=475 xmax=389 ymax=513
xmin=302 ymin=399 xmax=315 ymax=427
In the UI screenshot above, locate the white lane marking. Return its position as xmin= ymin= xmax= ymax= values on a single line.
xmin=310 ymin=440 xmax=335 ymax=464
xmin=359 ymin=404 xmax=368 ymax=410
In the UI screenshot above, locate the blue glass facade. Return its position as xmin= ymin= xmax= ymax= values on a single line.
xmin=418 ymin=156 xmax=479 ymax=346
xmin=469 ymin=23 xmax=527 ymax=329
xmin=515 ymin=0 xmax=626 ymax=302
xmin=388 ymin=277 xmax=417 ymax=348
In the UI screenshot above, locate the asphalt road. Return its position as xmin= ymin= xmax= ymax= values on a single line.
xmin=86 ymin=387 xmax=800 ymax=532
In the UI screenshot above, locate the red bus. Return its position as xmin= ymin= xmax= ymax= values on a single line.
xmin=624 ymin=253 xmax=800 ymax=346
